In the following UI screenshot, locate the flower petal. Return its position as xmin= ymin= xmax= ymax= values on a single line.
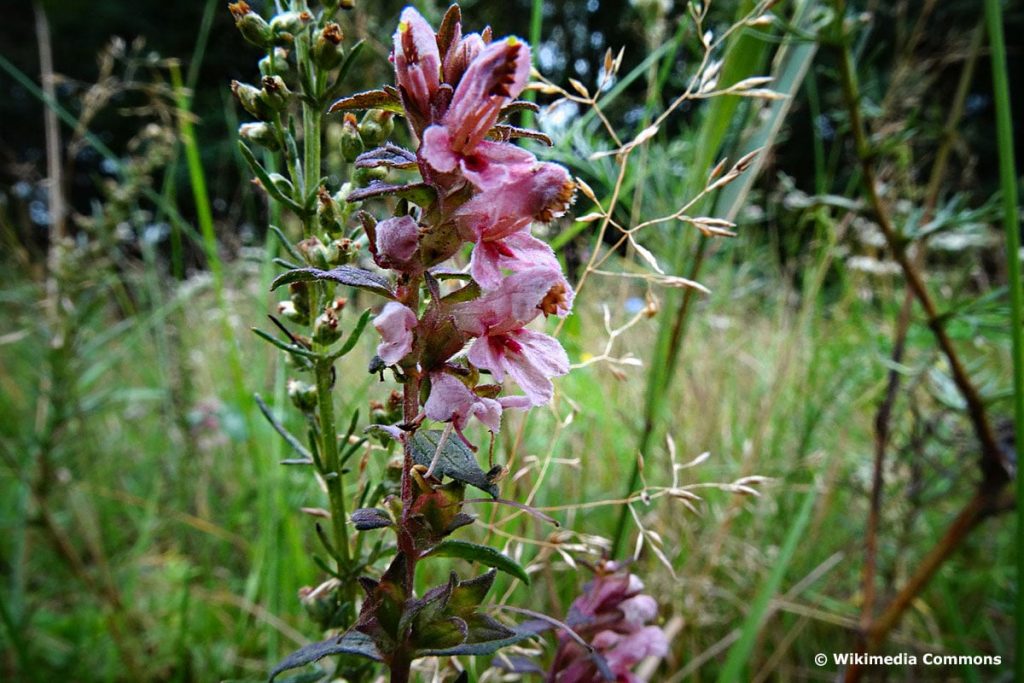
xmin=373 ymin=302 xmax=417 ymax=365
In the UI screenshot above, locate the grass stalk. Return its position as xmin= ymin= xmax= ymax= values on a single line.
xmin=982 ymin=0 xmax=1023 ymax=677
xmin=169 ymin=64 xmax=248 ymax=404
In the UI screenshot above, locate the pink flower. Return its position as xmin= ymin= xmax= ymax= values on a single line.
xmin=452 ymin=162 xmax=577 ymax=288
xmin=373 ymin=302 xmax=417 ymax=365
xmin=548 ymin=563 xmax=668 ymax=683
xmin=424 ymin=372 xmax=530 ymax=437
xmin=453 ymin=268 xmax=573 ymax=405
xmin=393 ymin=8 xmax=441 ymax=132
xmin=374 ymin=215 xmax=420 ymax=270
xmin=442 ymin=29 xmax=485 ymax=85
xmin=420 ymin=37 xmax=535 ymax=189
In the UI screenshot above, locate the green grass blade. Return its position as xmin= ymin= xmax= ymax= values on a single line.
xmin=982 ymin=1 xmax=1023 ymax=679
xmin=716 ymin=486 xmax=819 ymax=683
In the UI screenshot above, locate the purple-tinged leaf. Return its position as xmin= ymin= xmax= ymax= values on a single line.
xmin=346 ymin=181 xmax=436 ymax=206
xmin=328 ymin=89 xmax=403 ymax=114
xmin=269 ymin=631 xmax=381 ymax=681
xmin=355 ymin=143 xmax=418 ymax=170
xmin=411 ymin=430 xmax=499 ymax=498
xmin=270 ymin=266 xmax=394 ymax=299
xmin=351 ymin=508 xmax=393 ymax=531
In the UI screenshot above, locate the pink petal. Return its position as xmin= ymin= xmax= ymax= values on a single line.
xmin=619 ymin=595 xmax=658 ymax=628
xmin=373 ymin=302 xmax=417 ymax=365
xmin=502 ymin=328 xmax=569 ymax=405
xmin=420 ymin=126 xmax=458 ymax=174
xmin=446 ymin=38 xmax=531 ymax=153
xmin=458 ymin=140 xmax=537 ymax=191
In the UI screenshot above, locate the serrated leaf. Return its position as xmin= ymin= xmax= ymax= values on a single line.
xmin=270 ymin=266 xmax=394 ymax=299
xmin=355 ymin=143 xmax=418 ymax=170
xmin=425 ymin=540 xmax=530 ymax=585
xmin=269 ymin=631 xmax=380 ymax=682
xmin=411 ymin=430 xmax=499 ymax=497
xmin=415 ymin=623 xmax=537 ymax=657
xmin=328 ymin=89 xmax=403 ymax=114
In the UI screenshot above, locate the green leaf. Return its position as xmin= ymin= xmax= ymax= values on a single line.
xmin=269 ymin=631 xmax=381 ymax=682
xmin=410 ymin=430 xmax=500 ymax=498
xmin=238 ymin=141 xmax=305 ymax=214
xmin=415 ymin=624 xmax=537 ymax=658
xmin=270 ymin=266 xmax=394 ymax=299
xmin=425 ymin=540 xmax=530 ymax=585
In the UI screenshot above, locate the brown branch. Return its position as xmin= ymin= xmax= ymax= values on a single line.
xmin=832 ymin=5 xmax=1011 ymax=678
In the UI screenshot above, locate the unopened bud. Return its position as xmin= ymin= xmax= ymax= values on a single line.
xmin=229 ymin=2 xmax=273 ymax=48
xmin=259 ymin=48 xmax=291 ymax=78
xmin=260 ymin=75 xmax=291 ymax=111
xmin=358 ymin=109 xmax=394 ymax=147
xmin=297 ymin=237 xmax=330 ymax=269
xmin=277 ymin=300 xmax=304 ymax=323
xmin=317 ymin=187 xmax=344 ymax=238
xmin=289 ymin=282 xmax=312 ymax=321
xmin=353 ymin=165 xmax=387 ymax=186
xmin=270 ymin=11 xmax=312 ymax=44
xmin=232 ymin=80 xmax=273 ymax=120
xmin=326 ymin=238 xmax=355 ymax=267
xmin=313 ymin=307 xmax=341 ymax=344
xmin=239 ymin=122 xmax=280 ymax=151
xmin=340 ymin=113 xmax=364 ymax=162
xmin=288 ymin=379 xmax=319 ymax=412
xmin=312 ymin=23 xmax=345 ymax=71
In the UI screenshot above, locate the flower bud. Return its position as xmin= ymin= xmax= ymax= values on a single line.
xmin=358 ymin=110 xmax=394 ymax=147
xmin=260 ymin=75 xmax=291 ymax=112
xmin=353 ymin=166 xmax=387 ymax=186
xmin=317 ymin=187 xmax=345 ymax=238
xmin=238 ymin=122 xmax=280 ymax=151
xmin=270 ymin=11 xmax=312 ymax=44
xmin=325 ymin=238 xmax=355 ymax=267
xmin=289 ymin=282 xmax=312 ymax=322
xmin=297 ymin=237 xmax=330 ymax=269
xmin=258 ymin=48 xmax=291 ymax=78
xmin=340 ymin=113 xmax=364 ymax=163
xmin=288 ymin=379 xmax=318 ymax=412
xmin=277 ymin=299 xmax=304 ymax=323
xmin=313 ymin=306 xmax=342 ymax=345
xmin=312 ymin=23 xmax=345 ymax=71
xmin=231 ymin=80 xmax=273 ymax=120
xmin=229 ymin=2 xmax=273 ymax=48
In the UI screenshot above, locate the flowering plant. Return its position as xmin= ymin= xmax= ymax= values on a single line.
xmin=229 ymin=2 xmax=672 ymax=680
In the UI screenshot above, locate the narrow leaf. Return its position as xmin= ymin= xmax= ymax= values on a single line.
xmin=269 ymin=631 xmax=381 ymax=681
xmin=426 ymin=540 xmax=530 ymax=585
xmin=270 ymin=266 xmax=394 ymax=299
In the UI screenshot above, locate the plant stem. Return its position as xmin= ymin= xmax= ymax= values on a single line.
xmin=983 ymin=1 xmax=1023 ymax=679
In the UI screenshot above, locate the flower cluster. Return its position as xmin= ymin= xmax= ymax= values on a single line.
xmin=549 ymin=562 xmax=669 ymax=682
xmin=372 ymin=7 xmax=577 ymax=444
